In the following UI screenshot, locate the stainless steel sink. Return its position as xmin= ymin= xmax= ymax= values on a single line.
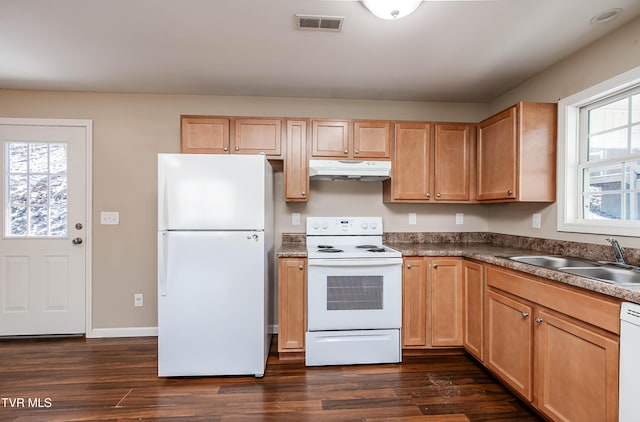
xmin=558 ymin=266 xmax=640 ymax=286
xmin=507 ymin=255 xmax=640 ymax=286
xmin=509 ymin=255 xmax=597 ymax=268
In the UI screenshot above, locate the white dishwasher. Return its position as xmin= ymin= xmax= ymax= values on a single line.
xmin=619 ymin=302 xmax=640 ymax=422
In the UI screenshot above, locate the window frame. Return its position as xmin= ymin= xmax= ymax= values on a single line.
xmin=558 ymin=65 xmax=640 ymax=236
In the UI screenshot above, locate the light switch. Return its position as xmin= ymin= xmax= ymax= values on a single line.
xmin=292 ymin=213 xmax=301 ymax=226
xmin=408 ymin=213 xmax=417 ymax=225
xmin=456 ymin=213 xmax=464 ymax=225
xmin=100 ymin=211 xmax=119 ymax=225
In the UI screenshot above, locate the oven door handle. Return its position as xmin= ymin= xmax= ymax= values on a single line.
xmin=307 ymin=258 xmax=403 ymax=267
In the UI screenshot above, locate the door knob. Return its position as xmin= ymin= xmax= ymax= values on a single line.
xmin=75 ymin=223 xmax=83 ymax=230
xmin=72 ymin=237 xmax=83 ymax=245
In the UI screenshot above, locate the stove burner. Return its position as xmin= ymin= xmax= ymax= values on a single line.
xmin=317 ymin=248 xmax=343 ymax=253
xmin=367 ymin=247 xmax=387 ymax=252
xmin=356 ymin=244 xmax=379 ymax=249
xmin=317 ymin=245 xmax=335 ymax=249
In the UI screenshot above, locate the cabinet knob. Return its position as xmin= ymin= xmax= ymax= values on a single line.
xmin=535 ymin=317 xmax=543 ymax=324
xmin=436 ymin=193 xmax=441 ymax=198
xmin=354 ymin=149 xmax=359 ymax=154
xmin=223 ymin=147 xmax=228 ymax=151
xmin=426 ymin=193 xmax=431 ymax=198
xmin=235 ymin=146 xmax=240 ymax=151
xmin=344 ymin=149 xmax=348 ymax=154
xmin=299 ymin=264 xmax=304 ymax=270
xmin=507 ymin=189 xmax=513 ymax=195
xmin=406 ymin=264 xmax=412 ymax=269
xmin=301 ymin=191 xmax=306 ymax=196
xmin=521 ymin=312 xmax=529 ymax=319
xmin=433 ymin=264 xmax=438 ymax=269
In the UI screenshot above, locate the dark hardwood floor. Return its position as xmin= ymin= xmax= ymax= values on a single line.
xmin=0 ymin=336 xmax=542 ymax=421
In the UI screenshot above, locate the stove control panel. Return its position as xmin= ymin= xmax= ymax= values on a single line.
xmin=307 ymin=217 xmax=383 ymax=236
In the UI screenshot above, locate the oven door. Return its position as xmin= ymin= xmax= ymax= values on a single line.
xmin=307 ymin=257 xmax=402 ymax=331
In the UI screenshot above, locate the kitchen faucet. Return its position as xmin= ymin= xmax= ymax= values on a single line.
xmin=605 ymin=237 xmax=626 ymax=264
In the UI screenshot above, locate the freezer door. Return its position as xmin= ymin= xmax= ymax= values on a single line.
xmin=158 ymin=153 xmax=269 ymax=230
xmin=157 ymin=230 xmax=269 ymax=376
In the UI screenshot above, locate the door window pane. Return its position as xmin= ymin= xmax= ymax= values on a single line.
xmin=5 ymin=142 xmax=68 ymax=237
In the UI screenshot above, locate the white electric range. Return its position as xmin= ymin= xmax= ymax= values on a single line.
xmin=305 ymin=217 xmax=403 ymax=366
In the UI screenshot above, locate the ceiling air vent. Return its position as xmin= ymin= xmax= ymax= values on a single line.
xmin=295 ymin=14 xmax=344 ymax=32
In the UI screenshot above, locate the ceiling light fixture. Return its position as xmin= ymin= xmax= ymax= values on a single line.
xmin=362 ymin=0 xmax=422 ymax=20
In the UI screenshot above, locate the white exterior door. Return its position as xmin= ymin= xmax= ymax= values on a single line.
xmin=0 ymin=120 xmax=90 ymax=336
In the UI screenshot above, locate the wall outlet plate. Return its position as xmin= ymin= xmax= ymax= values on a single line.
xmin=532 ymin=213 xmax=542 ymax=229
xmin=292 ymin=213 xmax=301 ymax=226
xmin=409 ymin=213 xmax=417 ymax=225
xmin=101 ymin=211 xmax=120 ymax=225
xmin=456 ymin=213 xmax=464 ymax=225
xmin=134 ymin=293 xmax=143 ymax=307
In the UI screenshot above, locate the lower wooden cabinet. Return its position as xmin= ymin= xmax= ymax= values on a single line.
xmin=485 ymin=264 xmax=620 ymax=421
xmin=402 ymin=257 xmax=463 ymax=348
xmin=277 ymin=258 xmax=306 ymax=358
xmin=535 ymin=308 xmax=619 ymax=422
xmin=486 ymin=288 xmax=534 ymax=401
xmin=462 ymin=260 xmax=484 ymax=361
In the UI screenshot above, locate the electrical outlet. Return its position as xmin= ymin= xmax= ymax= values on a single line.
xmin=101 ymin=211 xmax=120 ymax=225
xmin=408 ymin=213 xmax=417 ymax=225
xmin=134 ymin=293 xmax=143 ymax=307
xmin=455 ymin=213 xmax=464 ymax=225
xmin=292 ymin=213 xmax=301 ymax=226
xmin=532 ymin=213 xmax=542 ymax=229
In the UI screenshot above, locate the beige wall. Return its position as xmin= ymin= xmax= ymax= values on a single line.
xmin=0 ymin=90 xmax=486 ymax=330
xmin=1 ymin=15 xmax=639 ymax=330
xmin=486 ymin=15 xmax=640 ymax=250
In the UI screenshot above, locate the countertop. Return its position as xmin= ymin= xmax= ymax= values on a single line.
xmin=277 ymin=241 xmax=640 ymax=304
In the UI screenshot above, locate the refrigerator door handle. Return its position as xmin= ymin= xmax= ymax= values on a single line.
xmin=159 ymin=233 xmax=169 ymax=296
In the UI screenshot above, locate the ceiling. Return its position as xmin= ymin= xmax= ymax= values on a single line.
xmin=1 ymin=0 xmax=640 ymax=103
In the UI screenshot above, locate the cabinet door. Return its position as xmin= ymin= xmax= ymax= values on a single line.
xmin=434 ymin=124 xmax=471 ymax=201
xmin=463 ymin=260 xmax=484 ymax=361
xmin=486 ymin=289 xmax=533 ymax=401
xmin=284 ymin=120 xmax=309 ymax=202
xmin=277 ymin=258 xmax=307 ymax=353
xmin=477 ymin=106 xmax=517 ymax=200
xmin=234 ymin=118 xmax=282 ymax=157
xmin=391 ymin=123 xmax=431 ymax=200
xmin=311 ymin=120 xmax=350 ymax=158
xmin=535 ymin=309 xmax=619 ymax=422
xmin=181 ymin=117 xmax=230 ymax=153
xmin=353 ymin=121 xmax=391 ymax=158
xmin=430 ymin=258 xmax=463 ymax=346
xmin=402 ymin=257 xmax=428 ymax=348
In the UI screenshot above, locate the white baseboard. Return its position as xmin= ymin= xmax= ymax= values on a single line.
xmin=89 ymin=325 xmax=276 ymax=338
xmin=89 ymin=326 xmax=158 ymax=338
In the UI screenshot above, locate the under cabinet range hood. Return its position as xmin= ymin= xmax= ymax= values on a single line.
xmin=308 ymin=160 xmax=391 ymax=181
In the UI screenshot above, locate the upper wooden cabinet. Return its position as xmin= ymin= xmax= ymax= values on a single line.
xmin=434 ymin=123 xmax=473 ymax=201
xmin=234 ymin=118 xmax=282 ymax=156
xmin=284 ymin=120 xmax=309 ymax=202
xmin=180 ymin=116 xmax=283 ymax=158
xmin=383 ymin=122 xmax=474 ymax=203
xmin=353 ymin=120 xmax=391 ymax=158
xmin=477 ymin=102 xmax=556 ymax=202
xmin=311 ymin=119 xmax=390 ymax=159
xmin=181 ymin=117 xmax=230 ymax=154
xmin=384 ymin=123 xmax=431 ymax=202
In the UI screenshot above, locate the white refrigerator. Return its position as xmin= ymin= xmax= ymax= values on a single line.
xmin=157 ymin=153 xmax=273 ymax=377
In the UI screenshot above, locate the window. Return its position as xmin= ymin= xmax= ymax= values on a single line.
xmin=5 ymin=141 xmax=68 ymax=237
xmin=558 ymin=66 xmax=640 ymax=236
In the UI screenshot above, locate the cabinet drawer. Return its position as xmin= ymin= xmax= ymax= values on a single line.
xmin=486 ymin=265 xmax=620 ymax=334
